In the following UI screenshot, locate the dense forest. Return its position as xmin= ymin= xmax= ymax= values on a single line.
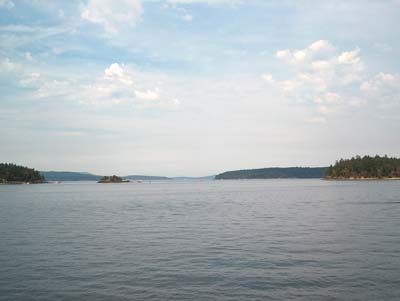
xmin=326 ymin=155 xmax=400 ymax=179
xmin=0 ymin=163 xmax=45 ymax=183
xmin=215 ymin=167 xmax=327 ymax=180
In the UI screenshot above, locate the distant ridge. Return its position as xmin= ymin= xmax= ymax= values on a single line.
xmin=171 ymin=175 xmax=215 ymax=181
xmin=123 ymin=175 xmax=171 ymax=181
xmin=41 ymin=171 xmax=216 ymax=181
xmin=40 ymin=171 xmax=102 ymax=181
xmin=41 ymin=171 xmax=172 ymax=181
xmin=215 ymin=167 xmax=327 ymax=180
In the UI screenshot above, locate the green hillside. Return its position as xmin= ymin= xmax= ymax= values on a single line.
xmin=326 ymin=155 xmax=400 ymax=179
xmin=0 ymin=163 xmax=45 ymax=184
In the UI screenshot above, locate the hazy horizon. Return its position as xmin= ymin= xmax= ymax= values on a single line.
xmin=1 ymin=1 xmax=399 ymax=177
xmin=39 ymin=165 xmax=330 ymax=178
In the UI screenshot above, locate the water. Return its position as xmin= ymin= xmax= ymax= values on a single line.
xmin=0 ymin=179 xmax=399 ymax=300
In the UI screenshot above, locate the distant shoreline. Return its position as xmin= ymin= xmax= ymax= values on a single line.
xmin=324 ymin=177 xmax=400 ymax=181
xmin=215 ymin=167 xmax=327 ymax=180
xmin=0 ymin=181 xmax=47 ymax=185
xmin=98 ymin=180 xmax=130 ymax=183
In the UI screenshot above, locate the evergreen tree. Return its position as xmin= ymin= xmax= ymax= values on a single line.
xmin=0 ymin=163 xmax=45 ymax=183
xmin=325 ymin=155 xmax=400 ymax=179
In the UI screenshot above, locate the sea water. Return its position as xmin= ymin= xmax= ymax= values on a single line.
xmin=0 ymin=180 xmax=399 ymax=300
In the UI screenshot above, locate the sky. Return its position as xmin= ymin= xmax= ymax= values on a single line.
xmin=0 ymin=0 xmax=399 ymax=176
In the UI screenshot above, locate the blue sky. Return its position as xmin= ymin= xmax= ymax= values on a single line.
xmin=1 ymin=0 xmax=400 ymax=176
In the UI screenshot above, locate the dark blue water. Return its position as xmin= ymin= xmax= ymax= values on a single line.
xmin=1 ymin=180 xmax=400 ymax=300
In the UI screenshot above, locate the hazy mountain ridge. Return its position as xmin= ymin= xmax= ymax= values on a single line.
xmin=40 ymin=171 xmax=208 ymax=181
xmin=123 ymin=175 xmax=171 ymax=181
xmin=215 ymin=167 xmax=328 ymax=180
xmin=40 ymin=171 xmax=102 ymax=181
xmin=171 ymin=176 xmax=215 ymax=181
xmin=41 ymin=171 xmax=172 ymax=181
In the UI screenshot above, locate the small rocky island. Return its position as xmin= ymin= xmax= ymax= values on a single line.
xmin=0 ymin=163 xmax=45 ymax=184
xmin=98 ymin=175 xmax=130 ymax=183
xmin=325 ymin=155 xmax=400 ymax=180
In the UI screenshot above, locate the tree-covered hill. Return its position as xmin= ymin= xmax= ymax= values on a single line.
xmin=0 ymin=163 xmax=45 ymax=184
xmin=326 ymin=155 xmax=400 ymax=179
xmin=215 ymin=167 xmax=327 ymax=180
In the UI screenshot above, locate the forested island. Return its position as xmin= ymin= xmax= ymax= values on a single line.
xmin=325 ymin=155 xmax=400 ymax=180
xmin=0 ymin=163 xmax=45 ymax=184
xmin=98 ymin=175 xmax=129 ymax=183
xmin=215 ymin=167 xmax=327 ymax=180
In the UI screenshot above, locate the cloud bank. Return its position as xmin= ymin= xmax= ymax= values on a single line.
xmin=263 ymin=40 xmax=399 ymax=122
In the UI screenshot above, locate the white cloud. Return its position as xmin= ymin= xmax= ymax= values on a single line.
xmin=81 ymin=0 xmax=143 ymax=34
xmin=265 ymin=40 xmax=400 ymax=120
xmin=103 ymin=63 xmax=134 ymax=85
xmin=80 ymin=63 xmax=179 ymax=109
xmin=360 ymin=72 xmax=400 ymax=104
xmin=262 ymin=74 xmax=274 ymax=82
xmin=275 ymin=40 xmax=335 ymax=65
xmin=135 ymin=89 xmax=160 ymax=100
xmin=276 ymin=49 xmax=290 ymax=59
xmin=338 ymin=48 xmax=360 ymax=64
xmin=0 ymin=58 xmax=178 ymax=110
xmin=9 ymin=61 xmax=179 ymax=110
xmin=34 ymin=79 xmax=77 ymax=100
xmin=265 ymin=40 xmax=367 ymax=118
xmin=361 ymin=72 xmax=400 ymax=92
xmin=293 ymin=50 xmax=306 ymax=62
xmin=308 ymin=40 xmax=334 ymax=52
xmin=0 ymin=58 xmax=41 ymax=88
xmin=311 ymin=60 xmax=331 ymax=71
xmin=104 ymin=63 xmax=125 ymax=78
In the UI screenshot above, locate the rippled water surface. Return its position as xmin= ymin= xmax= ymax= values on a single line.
xmin=1 ymin=180 xmax=400 ymax=300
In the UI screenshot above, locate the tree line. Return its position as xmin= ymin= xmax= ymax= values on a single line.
xmin=326 ymin=155 xmax=400 ymax=179
xmin=0 ymin=163 xmax=45 ymax=183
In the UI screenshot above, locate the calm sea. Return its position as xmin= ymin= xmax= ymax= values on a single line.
xmin=0 ymin=180 xmax=399 ymax=300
